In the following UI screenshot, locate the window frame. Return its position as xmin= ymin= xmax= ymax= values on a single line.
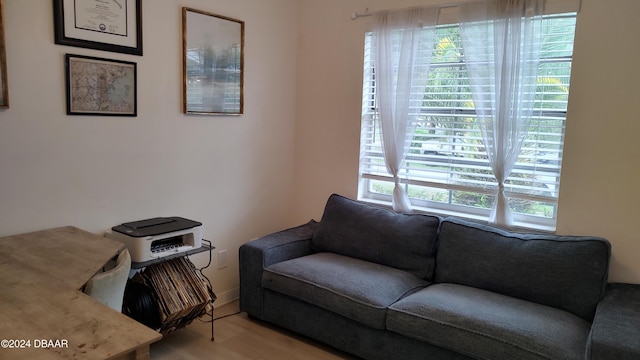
xmin=357 ymin=13 xmax=577 ymax=231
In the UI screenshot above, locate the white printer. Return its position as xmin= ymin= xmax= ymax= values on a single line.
xmin=105 ymin=217 xmax=203 ymax=263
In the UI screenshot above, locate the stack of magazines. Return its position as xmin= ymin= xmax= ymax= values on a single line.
xmin=133 ymin=257 xmax=215 ymax=334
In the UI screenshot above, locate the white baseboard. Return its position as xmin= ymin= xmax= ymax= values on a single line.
xmin=213 ymin=286 xmax=239 ymax=307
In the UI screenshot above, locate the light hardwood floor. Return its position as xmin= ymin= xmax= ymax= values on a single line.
xmin=150 ymin=301 xmax=359 ymax=359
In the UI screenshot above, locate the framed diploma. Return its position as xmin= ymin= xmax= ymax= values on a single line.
xmin=182 ymin=7 xmax=244 ymax=115
xmin=53 ymin=0 xmax=143 ymax=56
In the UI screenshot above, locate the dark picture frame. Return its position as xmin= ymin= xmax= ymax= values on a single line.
xmin=0 ymin=0 xmax=9 ymax=108
xmin=182 ymin=7 xmax=244 ymax=115
xmin=53 ymin=0 xmax=143 ymax=56
xmin=65 ymin=54 xmax=137 ymax=116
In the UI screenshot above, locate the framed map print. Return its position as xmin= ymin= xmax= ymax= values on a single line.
xmin=65 ymin=54 xmax=137 ymax=116
xmin=182 ymin=7 xmax=244 ymax=115
xmin=54 ymin=0 xmax=143 ymax=56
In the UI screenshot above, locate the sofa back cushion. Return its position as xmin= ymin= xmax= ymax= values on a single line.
xmin=435 ymin=217 xmax=611 ymax=322
xmin=312 ymin=194 xmax=441 ymax=280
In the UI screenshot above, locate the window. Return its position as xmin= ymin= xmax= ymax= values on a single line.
xmin=358 ymin=13 xmax=577 ymax=231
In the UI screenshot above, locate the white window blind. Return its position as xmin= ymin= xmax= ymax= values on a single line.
xmin=358 ymin=13 xmax=577 ymax=230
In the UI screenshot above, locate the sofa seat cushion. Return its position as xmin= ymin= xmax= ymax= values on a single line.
xmin=387 ymin=283 xmax=592 ymax=360
xmin=263 ymin=252 xmax=429 ymax=329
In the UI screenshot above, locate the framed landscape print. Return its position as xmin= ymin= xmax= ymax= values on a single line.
xmin=65 ymin=54 xmax=137 ymax=116
xmin=182 ymin=7 xmax=244 ymax=115
xmin=54 ymin=0 xmax=143 ymax=56
xmin=0 ymin=0 xmax=8 ymax=108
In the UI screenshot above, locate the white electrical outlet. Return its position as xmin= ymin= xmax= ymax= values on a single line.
xmin=217 ymin=249 xmax=228 ymax=270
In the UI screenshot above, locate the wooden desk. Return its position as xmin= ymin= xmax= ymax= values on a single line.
xmin=0 ymin=226 xmax=162 ymax=360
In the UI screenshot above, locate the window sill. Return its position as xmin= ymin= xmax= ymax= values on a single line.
xmin=357 ymin=197 xmax=557 ymax=234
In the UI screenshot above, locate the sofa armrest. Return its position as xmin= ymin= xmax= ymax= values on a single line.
xmin=587 ymin=283 xmax=640 ymax=360
xmin=239 ymin=220 xmax=319 ymax=318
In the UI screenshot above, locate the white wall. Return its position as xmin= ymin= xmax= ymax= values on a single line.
xmin=293 ymin=0 xmax=640 ymax=284
xmin=0 ymin=0 xmax=299 ymax=303
xmin=555 ymin=0 xmax=640 ymax=283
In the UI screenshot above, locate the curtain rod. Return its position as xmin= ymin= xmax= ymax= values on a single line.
xmin=350 ymin=0 xmax=582 ymax=20
xmin=350 ymin=4 xmax=458 ymax=20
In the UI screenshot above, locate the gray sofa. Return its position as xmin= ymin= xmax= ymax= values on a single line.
xmin=239 ymin=194 xmax=640 ymax=360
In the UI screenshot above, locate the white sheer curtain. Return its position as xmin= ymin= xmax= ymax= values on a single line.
xmin=373 ymin=7 xmax=438 ymax=212
xmin=459 ymin=0 xmax=544 ymax=226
